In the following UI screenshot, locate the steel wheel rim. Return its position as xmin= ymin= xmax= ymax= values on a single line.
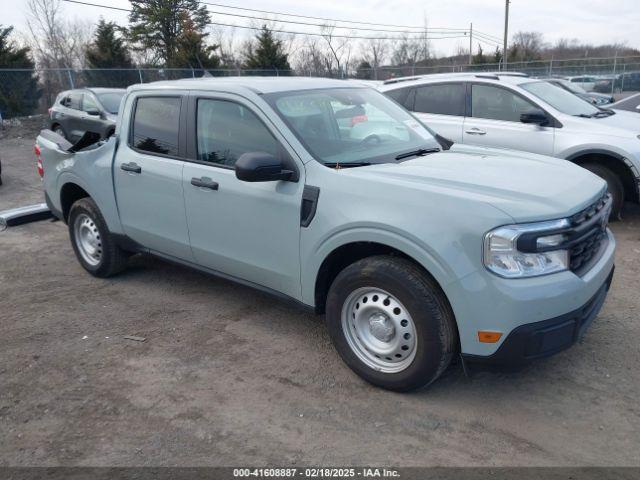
xmin=74 ymin=213 xmax=102 ymax=266
xmin=341 ymin=287 xmax=417 ymax=373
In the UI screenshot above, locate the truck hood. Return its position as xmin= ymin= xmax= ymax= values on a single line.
xmin=348 ymin=147 xmax=606 ymax=223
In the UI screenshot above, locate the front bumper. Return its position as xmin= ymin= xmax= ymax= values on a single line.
xmin=462 ymin=265 xmax=614 ymax=366
xmin=445 ymin=229 xmax=616 ymax=358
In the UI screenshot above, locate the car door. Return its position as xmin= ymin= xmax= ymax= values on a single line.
xmin=182 ymin=93 xmax=304 ymax=299
xmin=462 ymin=83 xmax=554 ymax=156
xmin=114 ymin=93 xmax=193 ymax=261
xmin=407 ymin=82 xmax=466 ymax=143
xmin=80 ymin=92 xmax=106 ymax=137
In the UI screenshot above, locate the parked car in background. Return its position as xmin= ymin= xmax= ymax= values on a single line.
xmin=594 ymin=72 xmax=640 ymax=94
xmin=49 ymin=88 xmax=125 ymax=143
xmin=380 ymin=72 xmax=640 ymax=217
xmin=543 ymin=77 xmax=614 ymax=105
xmin=566 ymin=75 xmax=599 ymax=92
xmin=36 ymin=77 xmax=615 ymax=391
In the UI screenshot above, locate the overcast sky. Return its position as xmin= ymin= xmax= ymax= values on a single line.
xmin=4 ymin=0 xmax=640 ymax=57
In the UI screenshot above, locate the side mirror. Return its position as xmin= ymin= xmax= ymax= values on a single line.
xmin=85 ymin=108 xmax=101 ymax=116
xmin=520 ymin=109 xmax=549 ymax=126
xmin=235 ymin=152 xmax=296 ymax=183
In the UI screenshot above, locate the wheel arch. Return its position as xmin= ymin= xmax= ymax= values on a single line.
xmin=59 ymin=181 xmax=91 ymax=222
xmin=313 ymin=240 xmax=455 ymax=318
xmin=566 ymin=149 xmax=639 ymax=203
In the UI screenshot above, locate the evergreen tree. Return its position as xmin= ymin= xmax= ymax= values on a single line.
xmin=173 ymin=15 xmax=220 ymax=70
xmin=85 ymin=19 xmax=137 ymax=87
xmin=0 ymin=25 xmax=40 ymax=118
xmin=473 ymin=43 xmax=486 ymax=65
xmin=493 ymin=46 xmax=503 ymax=65
xmin=356 ymin=60 xmax=373 ymax=79
xmin=128 ymin=0 xmax=210 ymax=68
xmin=243 ymin=26 xmax=291 ymax=74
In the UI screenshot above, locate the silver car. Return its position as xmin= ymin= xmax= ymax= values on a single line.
xmin=380 ymin=72 xmax=640 ymax=217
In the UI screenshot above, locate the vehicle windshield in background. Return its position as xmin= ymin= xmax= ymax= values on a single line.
xmin=522 ymin=81 xmax=602 ymax=117
xmin=97 ymin=92 xmax=125 ymax=114
xmin=265 ymin=88 xmax=441 ymax=166
xmin=556 ymin=79 xmax=587 ymax=94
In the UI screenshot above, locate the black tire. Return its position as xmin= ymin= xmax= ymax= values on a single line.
xmin=68 ymin=197 xmax=128 ymax=277
xmin=325 ymin=255 xmax=458 ymax=392
xmin=582 ymin=163 xmax=624 ymax=219
xmin=52 ymin=124 xmax=67 ymax=140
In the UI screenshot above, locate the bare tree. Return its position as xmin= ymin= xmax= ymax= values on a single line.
xmin=509 ymin=31 xmax=546 ymax=62
xmin=361 ymin=38 xmax=389 ymax=79
xmin=25 ymin=0 xmax=92 ymax=70
xmin=320 ymin=25 xmax=353 ymax=77
xmin=212 ymin=26 xmax=240 ymax=69
xmin=293 ymin=37 xmax=331 ymax=76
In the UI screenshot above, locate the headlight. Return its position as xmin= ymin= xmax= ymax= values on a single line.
xmin=483 ymin=219 xmax=570 ymax=278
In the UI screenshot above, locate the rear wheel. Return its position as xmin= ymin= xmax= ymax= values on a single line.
xmin=326 ymin=255 xmax=457 ymax=391
xmin=582 ymin=163 xmax=624 ymax=219
xmin=68 ymin=197 xmax=128 ymax=277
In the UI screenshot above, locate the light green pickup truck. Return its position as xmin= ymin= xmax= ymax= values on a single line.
xmin=35 ymin=77 xmax=615 ymax=391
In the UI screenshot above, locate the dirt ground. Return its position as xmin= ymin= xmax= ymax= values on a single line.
xmin=1 ymin=118 xmax=639 ymax=467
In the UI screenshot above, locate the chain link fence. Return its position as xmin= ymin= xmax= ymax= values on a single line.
xmin=1 ymin=55 xmax=639 ymax=118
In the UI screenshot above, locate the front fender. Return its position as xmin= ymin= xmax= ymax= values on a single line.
xmin=300 ymin=223 xmax=470 ymax=307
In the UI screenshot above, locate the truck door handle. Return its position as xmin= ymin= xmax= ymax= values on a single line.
xmin=191 ymin=177 xmax=219 ymax=190
xmin=465 ymin=128 xmax=486 ymax=135
xmin=120 ymin=162 xmax=141 ymax=174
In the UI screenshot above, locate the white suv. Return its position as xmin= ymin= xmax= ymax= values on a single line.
xmin=379 ymin=73 xmax=640 ymax=217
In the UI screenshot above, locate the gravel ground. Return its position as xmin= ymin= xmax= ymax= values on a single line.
xmin=1 ymin=119 xmax=639 ymax=467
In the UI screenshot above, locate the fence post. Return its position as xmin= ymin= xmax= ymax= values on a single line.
xmin=138 ymin=69 xmax=143 ymax=83
xmin=67 ymin=68 xmax=74 ymax=89
xmin=191 ymin=67 xmax=195 ymax=78
xmin=549 ymin=56 xmax=553 ymax=76
xmin=611 ymin=52 xmax=618 ymax=96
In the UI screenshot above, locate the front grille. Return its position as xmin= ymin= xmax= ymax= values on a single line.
xmin=568 ymin=191 xmax=611 ymax=274
xmin=569 ymin=229 xmax=606 ymax=272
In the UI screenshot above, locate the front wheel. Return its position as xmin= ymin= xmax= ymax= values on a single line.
xmin=68 ymin=197 xmax=128 ymax=277
xmin=582 ymin=163 xmax=624 ymax=219
xmin=326 ymin=256 xmax=458 ymax=391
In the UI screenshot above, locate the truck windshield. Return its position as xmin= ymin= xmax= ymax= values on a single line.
xmin=521 ymin=81 xmax=600 ymax=117
xmin=264 ymin=88 xmax=441 ymax=166
xmin=97 ymin=92 xmax=125 ymax=114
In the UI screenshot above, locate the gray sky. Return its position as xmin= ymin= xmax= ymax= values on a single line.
xmin=4 ymin=0 xmax=640 ymax=56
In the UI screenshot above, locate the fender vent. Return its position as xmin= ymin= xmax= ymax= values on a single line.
xmin=300 ymin=185 xmax=320 ymax=228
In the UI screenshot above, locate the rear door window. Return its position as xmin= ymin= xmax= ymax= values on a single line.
xmin=68 ymin=92 xmax=82 ymax=110
xmin=82 ymin=94 xmax=99 ymax=112
xmin=131 ymin=96 xmax=181 ymax=156
xmin=471 ymin=84 xmax=536 ymax=122
xmin=414 ymin=83 xmax=466 ymax=116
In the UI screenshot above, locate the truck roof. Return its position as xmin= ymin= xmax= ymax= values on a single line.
xmin=128 ymin=76 xmax=369 ymax=95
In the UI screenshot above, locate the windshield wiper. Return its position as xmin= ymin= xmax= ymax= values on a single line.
xmin=575 ymin=109 xmax=615 ymax=118
xmin=324 ymin=162 xmax=371 ymax=169
xmin=395 ymin=148 xmax=440 ymax=161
